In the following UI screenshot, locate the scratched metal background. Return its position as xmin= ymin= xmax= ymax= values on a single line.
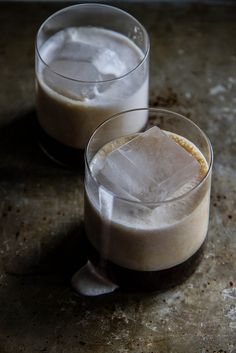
xmin=0 ymin=2 xmax=235 ymax=353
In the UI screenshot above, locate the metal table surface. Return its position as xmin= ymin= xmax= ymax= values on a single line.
xmin=0 ymin=2 xmax=235 ymax=352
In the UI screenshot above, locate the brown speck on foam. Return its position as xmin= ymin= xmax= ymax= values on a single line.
xmin=169 ymin=134 xmax=208 ymax=178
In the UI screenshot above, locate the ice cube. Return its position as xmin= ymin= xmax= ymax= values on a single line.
xmin=47 ymin=27 xmax=125 ymax=81
xmin=42 ymin=27 xmax=124 ymax=99
xmin=44 ymin=62 xmax=100 ymax=101
xmin=96 ymin=127 xmax=200 ymax=205
xmin=93 ymin=48 xmax=126 ymax=78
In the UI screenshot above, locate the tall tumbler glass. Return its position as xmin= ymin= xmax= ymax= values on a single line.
xmin=35 ymin=4 xmax=149 ymax=167
xmin=84 ymin=108 xmax=213 ymax=292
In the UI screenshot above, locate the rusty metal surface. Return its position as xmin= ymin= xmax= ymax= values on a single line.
xmin=0 ymin=2 xmax=236 ymax=353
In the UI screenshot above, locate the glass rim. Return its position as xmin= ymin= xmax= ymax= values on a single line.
xmin=85 ymin=108 xmax=213 ymax=206
xmin=35 ymin=3 xmax=150 ymax=84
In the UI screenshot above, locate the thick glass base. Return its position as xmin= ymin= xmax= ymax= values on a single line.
xmin=36 ymin=122 xmax=84 ymax=169
xmin=86 ymin=238 xmax=206 ymax=292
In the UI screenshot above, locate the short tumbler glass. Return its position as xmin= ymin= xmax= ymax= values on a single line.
xmin=84 ymin=108 xmax=213 ymax=292
xmin=35 ymin=4 xmax=149 ymax=167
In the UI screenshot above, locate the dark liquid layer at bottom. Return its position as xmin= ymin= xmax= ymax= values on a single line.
xmin=36 ymin=122 xmax=84 ymax=169
xmin=87 ymin=238 xmax=206 ymax=292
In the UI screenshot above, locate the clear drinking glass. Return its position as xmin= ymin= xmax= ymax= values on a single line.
xmin=35 ymin=4 xmax=149 ymax=167
xmin=84 ymin=108 xmax=213 ymax=292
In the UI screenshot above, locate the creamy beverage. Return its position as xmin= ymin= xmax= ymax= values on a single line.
xmin=84 ymin=132 xmax=211 ymax=291
xmin=36 ymin=27 xmax=149 ymax=152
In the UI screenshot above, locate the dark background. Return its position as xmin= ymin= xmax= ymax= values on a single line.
xmin=0 ymin=1 xmax=235 ymax=353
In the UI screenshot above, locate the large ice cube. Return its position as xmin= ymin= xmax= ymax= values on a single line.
xmin=96 ymin=127 xmax=200 ymax=205
xmin=53 ymin=42 xmax=121 ymax=81
xmin=42 ymin=27 xmax=126 ymax=100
